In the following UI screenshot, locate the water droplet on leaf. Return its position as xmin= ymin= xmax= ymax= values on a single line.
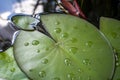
xmin=64 ymin=58 xmax=71 ymax=66
xmin=42 ymin=59 xmax=48 ymax=64
xmin=55 ymin=21 xmax=60 ymax=25
xmin=24 ymin=42 xmax=29 ymax=46
xmin=70 ymin=38 xmax=77 ymax=43
xmin=37 ymin=49 xmax=40 ymax=53
xmin=32 ymin=40 xmax=39 ymax=45
xmin=69 ymin=47 xmax=78 ymax=54
xmin=115 ymin=53 xmax=120 ymax=67
xmin=113 ymin=48 xmax=117 ymax=53
xmin=78 ymin=68 xmax=82 ymax=73
xmin=39 ymin=71 xmax=46 ymax=78
xmin=85 ymin=41 xmax=93 ymax=47
xmin=61 ymin=33 xmax=68 ymax=38
xmin=116 ymin=60 xmax=120 ymax=67
xmin=54 ymin=28 xmax=61 ymax=33
xmin=111 ymin=32 xmax=117 ymax=39
xmin=83 ymin=59 xmax=91 ymax=65
xmin=67 ymin=73 xmax=75 ymax=80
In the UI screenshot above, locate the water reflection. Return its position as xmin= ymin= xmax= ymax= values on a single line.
xmin=0 ymin=19 xmax=18 ymax=52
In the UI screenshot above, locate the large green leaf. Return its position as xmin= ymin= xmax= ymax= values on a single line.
xmin=13 ymin=14 xmax=115 ymax=80
xmin=0 ymin=48 xmax=29 ymax=80
xmin=100 ymin=17 xmax=120 ymax=80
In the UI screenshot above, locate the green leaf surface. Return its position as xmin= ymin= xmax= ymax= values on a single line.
xmin=14 ymin=14 xmax=115 ymax=80
xmin=0 ymin=48 xmax=29 ymax=80
xmin=100 ymin=17 xmax=120 ymax=80
xmin=12 ymin=15 xmax=39 ymax=31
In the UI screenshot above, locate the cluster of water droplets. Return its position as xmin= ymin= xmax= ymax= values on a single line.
xmin=64 ymin=58 xmax=71 ymax=66
xmin=116 ymin=55 xmax=120 ymax=68
xmin=23 ymin=20 xmax=94 ymax=80
xmin=54 ymin=21 xmax=69 ymax=39
xmin=82 ymin=59 xmax=91 ymax=65
xmin=114 ymin=49 xmax=120 ymax=67
xmin=24 ymin=39 xmax=40 ymax=46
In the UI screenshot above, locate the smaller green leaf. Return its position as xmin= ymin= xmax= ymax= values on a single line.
xmin=100 ymin=17 xmax=120 ymax=80
xmin=0 ymin=48 xmax=29 ymax=80
xmin=11 ymin=15 xmax=39 ymax=31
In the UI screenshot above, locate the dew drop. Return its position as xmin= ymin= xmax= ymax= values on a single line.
xmin=83 ymin=59 xmax=91 ymax=65
xmin=54 ymin=28 xmax=61 ymax=33
xmin=113 ymin=48 xmax=117 ymax=53
xmin=61 ymin=33 xmax=68 ymax=38
xmin=67 ymin=73 xmax=75 ymax=80
xmin=69 ymin=47 xmax=78 ymax=54
xmin=29 ymin=69 xmax=33 ymax=72
xmin=70 ymin=38 xmax=77 ymax=43
xmin=32 ymin=40 xmax=39 ymax=45
xmin=115 ymin=54 xmax=120 ymax=67
xmin=24 ymin=42 xmax=29 ymax=46
xmin=78 ymin=68 xmax=82 ymax=73
xmin=42 ymin=59 xmax=48 ymax=64
xmin=10 ymin=68 xmax=16 ymax=72
xmin=37 ymin=49 xmax=40 ymax=53
xmin=111 ymin=32 xmax=117 ymax=39
xmin=64 ymin=58 xmax=71 ymax=66
xmin=85 ymin=41 xmax=93 ymax=47
xmin=55 ymin=21 xmax=60 ymax=25
xmin=116 ymin=62 xmax=119 ymax=67
xmin=53 ymin=77 xmax=60 ymax=80
xmin=39 ymin=71 xmax=46 ymax=78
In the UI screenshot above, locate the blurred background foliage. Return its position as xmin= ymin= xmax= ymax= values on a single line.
xmin=40 ymin=0 xmax=120 ymax=27
xmin=77 ymin=0 xmax=120 ymax=26
xmin=0 ymin=0 xmax=120 ymax=26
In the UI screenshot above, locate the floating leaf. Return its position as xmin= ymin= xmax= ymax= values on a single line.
xmin=14 ymin=14 xmax=114 ymax=80
xmin=100 ymin=17 xmax=120 ymax=80
xmin=0 ymin=48 xmax=29 ymax=80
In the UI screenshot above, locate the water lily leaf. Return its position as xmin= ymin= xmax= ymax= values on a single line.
xmin=0 ymin=48 xmax=29 ymax=80
xmin=14 ymin=14 xmax=115 ymax=80
xmin=100 ymin=17 xmax=120 ymax=80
